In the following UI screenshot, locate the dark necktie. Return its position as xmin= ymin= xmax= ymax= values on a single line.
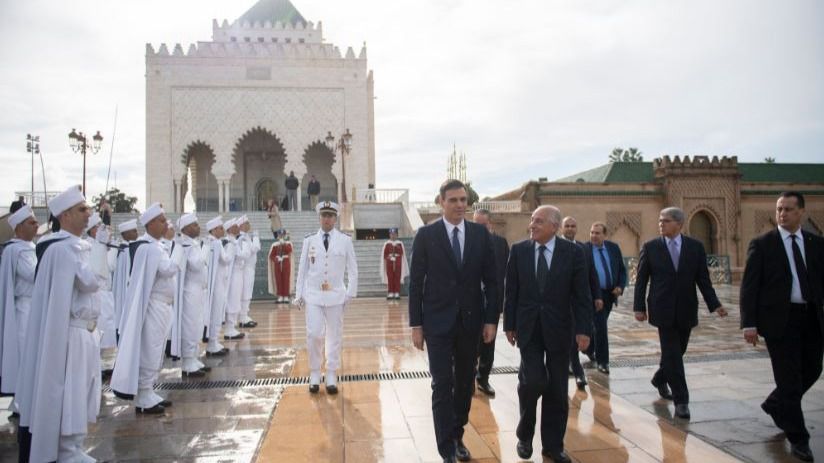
xmin=451 ymin=227 xmax=462 ymax=267
xmin=598 ymin=247 xmax=613 ymax=290
xmin=323 ymin=233 xmax=329 ymax=251
xmin=790 ymin=234 xmax=811 ymax=302
xmin=537 ymin=245 xmax=548 ymax=294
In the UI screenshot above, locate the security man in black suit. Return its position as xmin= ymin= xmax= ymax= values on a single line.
xmin=409 ymin=179 xmax=498 ymax=463
xmin=741 ymin=192 xmax=823 ymax=462
xmin=634 ymin=206 xmax=727 ymax=420
xmin=504 ymin=205 xmax=592 ymax=463
xmin=582 ymin=221 xmax=627 ymax=375
xmin=560 ymin=216 xmax=601 ymax=390
xmin=472 ymin=208 xmax=509 ymax=397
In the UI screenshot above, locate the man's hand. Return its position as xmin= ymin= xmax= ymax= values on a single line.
xmin=483 ymin=323 xmax=497 ymax=343
xmin=634 ymin=311 xmax=647 ymax=322
xmin=744 ymin=328 xmax=758 ymax=346
xmin=505 ymin=331 xmax=517 ymax=346
xmin=411 ymin=327 xmax=425 ymax=351
xmin=716 ymin=306 xmax=728 ymax=317
xmin=576 ymin=334 xmax=590 ymax=352
xmin=612 ymin=287 xmax=623 ymax=297
xmin=293 ymin=297 xmax=305 ymax=310
xmin=594 ymin=299 xmax=604 ymax=312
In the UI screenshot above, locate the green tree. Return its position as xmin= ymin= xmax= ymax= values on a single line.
xmin=609 ymin=147 xmax=644 ymax=162
xmin=465 ymin=182 xmax=480 ymax=206
xmin=92 ymin=187 xmax=139 ymax=213
xmin=764 ymin=157 xmax=776 ymax=163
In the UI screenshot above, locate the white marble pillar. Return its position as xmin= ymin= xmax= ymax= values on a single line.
xmin=218 ymin=180 xmax=225 ymax=213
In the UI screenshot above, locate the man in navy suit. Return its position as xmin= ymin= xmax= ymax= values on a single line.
xmin=504 ymin=205 xmax=592 ymax=463
xmin=741 ymin=192 xmax=823 ymax=462
xmin=582 ymin=222 xmax=627 ymax=375
xmin=634 ymin=207 xmax=727 ymax=420
xmin=409 ymin=179 xmax=498 ymax=463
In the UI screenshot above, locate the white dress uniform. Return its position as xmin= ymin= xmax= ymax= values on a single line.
xmin=240 ymin=229 xmax=261 ymax=324
xmin=295 ymin=207 xmax=358 ymax=390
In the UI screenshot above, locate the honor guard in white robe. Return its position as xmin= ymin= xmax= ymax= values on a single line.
xmin=113 ymin=218 xmax=139 ymax=338
xmin=15 ymin=185 xmax=101 ymax=463
xmin=204 ymin=217 xmax=235 ymax=356
xmin=239 ymin=216 xmax=261 ymax=328
xmin=295 ymin=202 xmax=358 ymax=394
xmin=224 ymin=219 xmax=248 ymax=339
xmin=171 ymin=213 xmax=210 ymax=377
xmin=0 ymin=206 xmax=37 ymax=407
xmin=111 ymin=203 xmax=180 ymax=414
xmin=85 ymin=213 xmax=118 ymax=357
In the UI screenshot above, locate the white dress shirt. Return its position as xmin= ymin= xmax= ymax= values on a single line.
xmin=534 ymin=236 xmax=556 ymax=274
xmin=778 ymin=226 xmax=807 ymax=304
xmin=443 ymin=218 xmax=465 ymax=260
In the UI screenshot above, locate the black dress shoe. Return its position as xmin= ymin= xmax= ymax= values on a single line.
xmin=651 ymin=378 xmax=673 ymax=400
xmin=455 ymin=439 xmax=471 ymax=461
xmin=597 ymin=364 xmax=610 ymax=375
xmin=199 ymin=366 xmax=212 ymax=372
xmin=135 ymin=404 xmax=165 ymax=414
xmin=442 ymin=458 xmax=457 ymax=463
xmin=101 ymin=368 xmax=114 ymax=380
xmin=791 ymin=442 xmax=814 ymax=462
xmin=205 ymin=347 xmax=229 ymax=357
xmin=239 ymin=321 xmax=257 ymax=328
xmin=477 ymin=379 xmax=496 ymax=397
xmin=542 ymin=448 xmax=572 ymax=463
xmin=224 ymin=332 xmax=246 ymax=340
xmin=182 ymin=369 xmax=206 ymax=378
xmin=674 ymin=404 xmax=691 ymax=419
xmin=309 ymin=384 xmax=320 ymax=393
xmin=516 ymin=440 xmax=533 ymax=459
xmin=326 ymin=384 xmax=339 ymax=395
xmin=761 ymin=401 xmax=784 ymax=430
xmin=575 ymin=375 xmax=588 ymax=390
xmin=159 ymin=399 xmax=172 ymax=407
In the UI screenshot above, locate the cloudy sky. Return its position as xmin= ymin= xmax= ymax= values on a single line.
xmin=1 ymin=0 xmax=822 ymax=209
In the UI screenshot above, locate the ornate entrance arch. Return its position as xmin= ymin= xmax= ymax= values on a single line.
xmin=689 ymin=210 xmax=717 ymax=254
xmin=181 ymin=141 xmax=218 ymax=212
xmin=231 ymin=127 xmax=287 ymax=211
xmin=301 ymin=141 xmax=338 ymax=210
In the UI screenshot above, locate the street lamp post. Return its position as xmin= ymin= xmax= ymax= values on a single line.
xmin=26 ymin=134 xmax=40 ymax=206
xmin=324 ymin=129 xmax=353 ymax=203
xmin=68 ymin=129 xmax=103 ymax=196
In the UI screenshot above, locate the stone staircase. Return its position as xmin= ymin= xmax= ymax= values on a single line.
xmin=109 ymin=211 xmax=408 ymax=298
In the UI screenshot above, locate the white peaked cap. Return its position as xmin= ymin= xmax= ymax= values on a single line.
xmin=48 ymin=185 xmax=85 ymax=217
xmin=225 ymin=218 xmax=238 ymax=229
xmin=140 ymin=202 xmax=164 ymax=226
xmin=240 ymin=215 xmax=250 ymax=224
xmin=119 ymin=219 xmax=138 ymax=233
xmin=178 ymin=213 xmax=197 ymax=230
xmin=7 ymin=205 xmax=34 ymax=229
xmin=206 ymin=216 xmax=223 ymax=232
xmin=316 ymin=201 xmax=340 ymax=215
xmin=85 ymin=212 xmax=101 ymax=232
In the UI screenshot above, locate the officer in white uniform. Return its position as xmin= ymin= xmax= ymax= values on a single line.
xmin=295 ymin=201 xmax=358 ymax=394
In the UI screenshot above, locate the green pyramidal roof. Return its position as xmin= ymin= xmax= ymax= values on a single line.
xmin=237 ymin=0 xmax=306 ymax=25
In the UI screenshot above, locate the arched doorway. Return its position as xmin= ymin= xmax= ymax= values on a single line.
xmin=182 ymin=141 xmax=218 ymax=212
xmin=231 ymin=128 xmax=287 ymax=211
xmin=689 ymin=210 xmax=717 ymax=254
xmin=301 ymin=141 xmax=338 ymax=210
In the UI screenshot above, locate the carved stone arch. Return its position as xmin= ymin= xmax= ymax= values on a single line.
xmin=230 ymin=127 xmax=288 ymax=210
xmin=182 ymin=140 xmax=219 ymax=212
xmin=606 ymin=211 xmax=642 ymax=256
xmin=301 ymin=140 xmax=338 ymax=210
xmin=807 ymin=211 xmax=824 ymax=236
xmin=687 ymin=208 xmax=720 ymax=254
xmin=605 ymin=211 xmax=641 ymax=238
xmin=754 ymin=210 xmax=776 ymax=235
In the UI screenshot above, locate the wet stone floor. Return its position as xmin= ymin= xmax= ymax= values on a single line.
xmin=0 ymin=285 xmax=822 ymax=462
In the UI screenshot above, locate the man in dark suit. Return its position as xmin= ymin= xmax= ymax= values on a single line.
xmin=582 ymin=221 xmax=627 ymax=375
xmin=9 ymin=195 xmax=25 ymax=214
xmin=740 ymin=192 xmax=823 ymax=462
xmin=504 ymin=205 xmax=592 ymax=463
xmin=634 ymin=207 xmax=727 ymax=420
xmin=561 ymin=216 xmax=601 ymax=390
xmin=472 ymin=208 xmax=509 ymax=397
xmin=409 ymin=179 xmax=498 ymax=463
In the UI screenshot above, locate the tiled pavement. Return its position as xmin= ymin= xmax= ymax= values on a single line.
xmin=0 ymin=285 xmax=821 ymax=462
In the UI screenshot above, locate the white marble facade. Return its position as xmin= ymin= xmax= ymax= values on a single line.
xmin=146 ymin=0 xmax=375 ymax=212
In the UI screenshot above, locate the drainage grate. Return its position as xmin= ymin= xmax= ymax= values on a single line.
xmin=101 ymin=350 xmax=768 ymax=393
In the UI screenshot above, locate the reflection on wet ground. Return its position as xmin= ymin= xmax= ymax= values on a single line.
xmin=1 ymin=285 xmax=822 ymax=462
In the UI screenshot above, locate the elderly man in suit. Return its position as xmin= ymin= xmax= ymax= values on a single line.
xmin=409 ymin=179 xmax=498 ymax=463
xmin=505 ymin=205 xmax=592 ymax=463
xmin=740 ymin=192 xmax=823 ymax=462
xmin=582 ymin=222 xmax=627 ymax=375
xmin=634 ymin=206 xmax=727 ymax=420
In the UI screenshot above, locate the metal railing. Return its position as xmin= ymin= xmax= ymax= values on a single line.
xmin=15 ymin=191 xmax=62 ymax=208
xmin=624 ymin=255 xmax=731 ymax=285
xmin=411 ymin=200 xmax=522 ymax=215
xmin=353 ymin=188 xmax=409 ymax=206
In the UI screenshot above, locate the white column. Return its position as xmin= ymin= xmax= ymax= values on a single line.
xmin=173 ymin=180 xmax=181 ymax=213
xmin=296 ymin=179 xmax=303 ymax=211
xmin=218 ymin=181 xmax=225 ymax=213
